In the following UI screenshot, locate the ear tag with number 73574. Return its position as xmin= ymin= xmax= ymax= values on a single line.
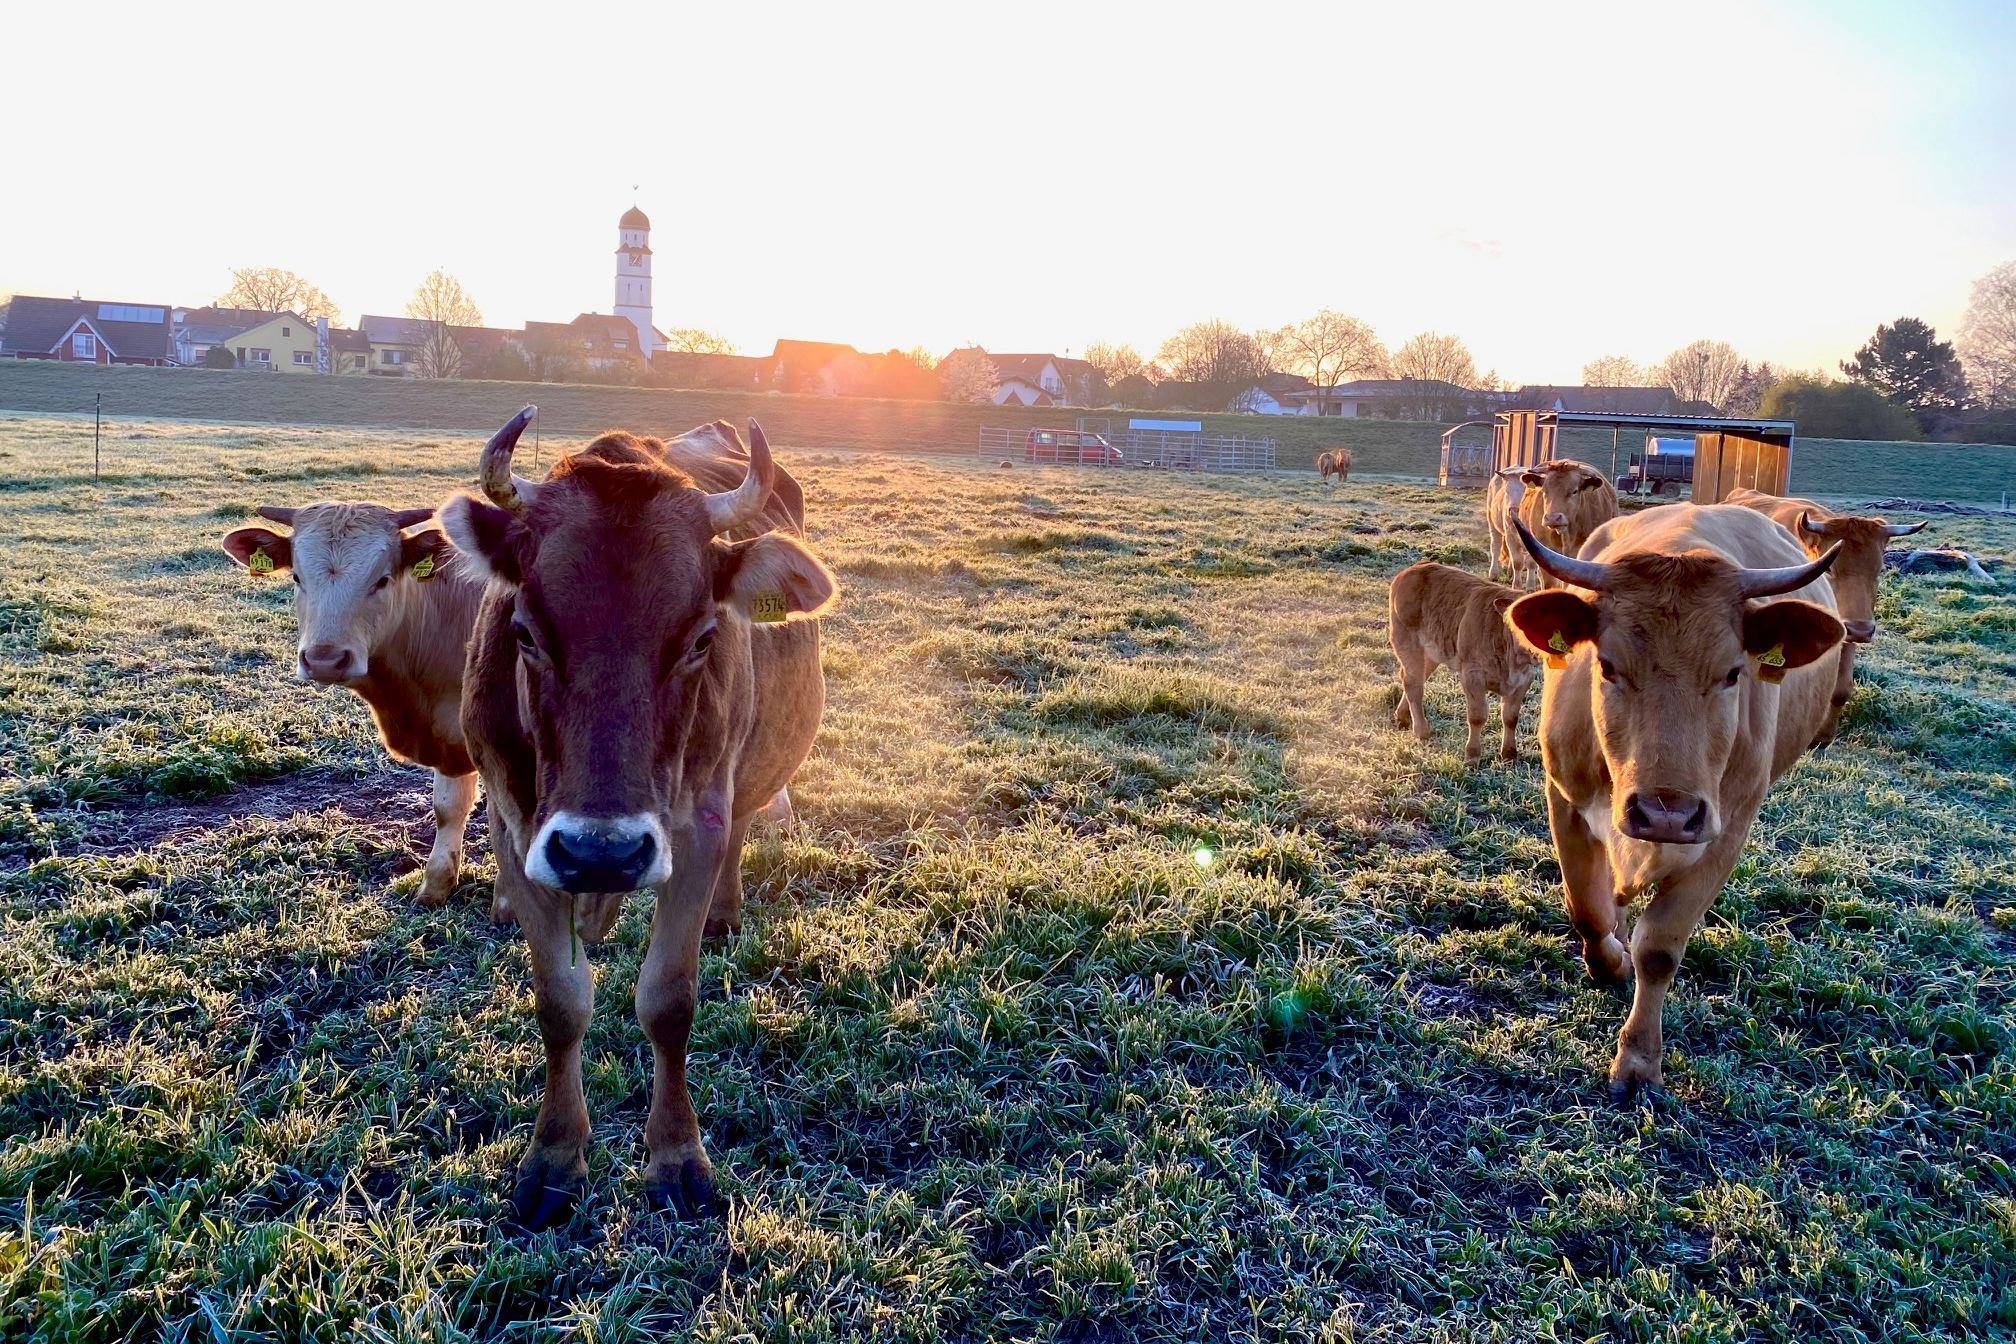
xmin=1755 ymin=643 xmax=1787 ymax=683
xmin=750 ymin=592 xmax=789 ymax=624
xmin=248 ymin=549 xmax=274 ymax=576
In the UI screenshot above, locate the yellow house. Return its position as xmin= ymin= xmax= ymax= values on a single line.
xmin=226 ymin=312 xmax=322 ymax=373
xmin=360 ymin=314 xmax=432 ymax=376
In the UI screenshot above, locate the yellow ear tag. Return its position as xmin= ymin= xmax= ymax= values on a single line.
xmin=411 ymin=554 xmax=436 ymax=582
xmin=750 ymin=592 xmax=789 ymax=624
xmin=1544 ymin=630 xmax=1569 ymax=670
xmin=1756 ymin=643 xmax=1787 ymax=683
xmin=248 ymin=549 xmax=274 ymax=576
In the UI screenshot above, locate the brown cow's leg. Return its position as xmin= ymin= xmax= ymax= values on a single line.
xmin=1499 ymin=680 xmax=1529 ymax=762
xmin=417 ymin=770 xmax=479 ymax=907
xmin=1546 ymin=784 xmax=1626 ymax=984
xmin=508 ymin=871 xmax=597 ymax=1229
xmin=703 ymin=814 xmax=753 ymax=938
xmin=1814 ymin=644 xmax=1856 ymax=748
xmin=1608 ymin=846 xmax=1738 ymax=1104
xmin=1393 ymin=639 xmax=1431 ymax=740
xmin=1460 ymin=670 xmax=1489 ymax=765
xmin=637 ymin=816 xmax=729 ymax=1218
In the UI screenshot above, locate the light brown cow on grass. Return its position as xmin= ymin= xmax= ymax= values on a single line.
xmin=1389 ymin=561 xmax=1538 ymax=764
xmin=1317 ymin=449 xmax=1353 ymax=483
xmin=1507 ymin=508 xmax=1842 ymax=1102
xmin=221 ymin=504 xmax=483 ymax=906
xmin=441 ymin=407 xmax=835 ymax=1228
xmin=1725 ymin=487 xmax=1926 ymax=745
xmin=1485 ymin=466 xmax=1534 ymax=588
xmin=1517 ymin=459 xmax=1619 ymax=590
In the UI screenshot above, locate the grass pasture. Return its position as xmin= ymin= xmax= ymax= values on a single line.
xmin=0 ymin=413 xmax=2013 ymax=1341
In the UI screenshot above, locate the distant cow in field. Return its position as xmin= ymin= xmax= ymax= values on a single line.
xmin=1725 ymin=488 xmax=1926 ymax=745
xmin=1389 ymin=561 xmax=1538 ymax=764
xmin=221 ymin=503 xmax=483 ymax=907
xmin=1485 ymin=467 xmax=1534 ymax=587
xmin=441 ymin=407 xmax=836 ymax=1228
xmin=1517 ymin=459 xmax=1619 ymax=589
xmin=1507 ymin=508 xmax=1842 ymax=1102
xmin=1317 ymin=449 xmax=1352 ymax=483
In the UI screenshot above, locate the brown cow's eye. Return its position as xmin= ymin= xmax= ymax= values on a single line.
xmin=513 ymin=619 xmax=537 ymax=653
xmin=372 ymin=574 xmax=391 ymax=593
xmin=1598 ymin=657 xmax=1620 ymax=683
xmin=691 ymin=626 xmax=717 ymax=659
xmin=1723 ymin=665 xmax=1744 ymax=688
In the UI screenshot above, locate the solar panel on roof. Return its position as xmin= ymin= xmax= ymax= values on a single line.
xmin=97 ymin=304 xmax=164 ymax=323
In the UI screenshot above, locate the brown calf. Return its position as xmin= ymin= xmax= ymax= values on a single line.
xmin=1517 ymin=459 xmax=1618 ymax=589
xmin=221 ymin=504 xmax=484 ymax=906
xmin=441 ymin=407 xmax=836 ymax=1228
xmin=1389 ymin=562 xmax=1538 ymax=764
xmin=1725 ymin=488 xmax=1926 ymax=744
xmin=1317 ymin=448 xmax=1353 ymax=483
xmin=1507 ymin=507 xmax=1842 ymax=1101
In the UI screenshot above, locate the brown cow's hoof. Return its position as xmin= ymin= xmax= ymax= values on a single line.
xmin=643 ymin=1153 xmax=719 ymax=1220
xmin=703 ymin=914 xmax=742 ymax=939
xmin=1607 ymin=1074 xmax=1657 ymax=1108
xmin=489 ymin=894 xmax=517 ymax=926
xmin=414 ymin=877 xmax=453 ymax=908
xmin=511 ymin=1172 xmax=583 ymax=1230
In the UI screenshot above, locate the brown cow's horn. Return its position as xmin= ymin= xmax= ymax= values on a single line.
xmin=255 ymin=506 xmax=297 ymax=527
xmin=1514 ymin=518 xmax=1611 ymax=591
xmin=1798 ymin=511 xmax=1837 ymax=537
xmin=1738 ymin=543 xmax=1841 ymax=598
xmin=1885 ymin=520 xmax=1928 ymax=537
xmin=390 ymin=507 xmax=435 ymax=530
xmin=480 ymin=405 xmax=540 ymax=516
xmin=705 ymin=419 xmax=774 ymax=534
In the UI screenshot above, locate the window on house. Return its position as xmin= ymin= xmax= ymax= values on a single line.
xmin=71 ymin=332 xmax=97 ymax=359
xmin=383 ymin=350 xmax=404 ymax=365
xmin=293 ymin=351 xmax=313 ymax=366
xmin=249 ymin=349 xmax=271 ymax=364
xmin=282 ymin=327 xmax=291 ymax=337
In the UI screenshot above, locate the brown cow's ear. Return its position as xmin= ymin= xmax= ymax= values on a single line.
xmin=1506 ymin=590 xmax=1598 ymax=661
xmin=1576 ymin=474 xmax=1605 ymax=493
xmin=438 ymin=494 xmax=521 ymax=585
xmin=399 ymin=527 xmax=454 ymax=578
xmin=221 ymin=527 xmax=292 ymax=575
xmin=1743 ymin=599 xmax=1844 ymax=672
xmin=1520 ymin=471 xmax=1545 ymax=486
xmin=713 ymin=533 xmax=838 ymax=621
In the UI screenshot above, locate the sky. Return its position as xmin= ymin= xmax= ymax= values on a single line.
xmin=4 ymin=0 xmax=2013 ymax=384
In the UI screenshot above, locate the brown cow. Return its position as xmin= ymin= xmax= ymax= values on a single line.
xmin=221 ymin=503 xmax=483 ymax=906
xmin=1725 ymin=488 xmax=1926 ymax=745
xmin=1517 ymin=459 xmax=1618 ymax=590
xmin=1485 ymin=467 xmax=1534 ymax=588
xmin=1317 ymin=448 xmax=1353 ymax=483
xmin=1507 ymin=508 xmax=1842 ymax=1102
xmin=1389 ymin=562 xmax=1538 ymax=764
xmin=440 ymin=407 xmax=836 ymax=1228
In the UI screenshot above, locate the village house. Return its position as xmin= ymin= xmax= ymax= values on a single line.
xmin=0 ymin=295 xmax=176 ymax=365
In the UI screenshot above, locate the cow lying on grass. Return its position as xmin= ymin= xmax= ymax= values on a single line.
xmin=1726 ymin=487 xmax=1926 ymax=745
xmin=1508 ymin=508 xmax=1842 ymax=1102
xmin=221 ymin=503 xmax=483 ymax=908
xmin=1317 ymin=449 xmax=1352 ymax=483
xmin=1389 ymin=561 xmax=1537 ymax=765
xmin=1517 ymin=459 xmax=1619 ymax=590
xmin=441 ymin=407 xmax=836 ymax=1228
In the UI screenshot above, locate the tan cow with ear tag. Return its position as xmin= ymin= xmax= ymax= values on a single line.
xmin=441 ymin=407 xmax=836 ymax=1229
xmin=220 ymin=502 xmax=485 ymax=906
xmin=1506 ymin=505 xmax=1843 ymax=1102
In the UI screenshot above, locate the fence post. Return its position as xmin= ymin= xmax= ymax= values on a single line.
xmin=94 ymin=392 xmax=101 ymax=483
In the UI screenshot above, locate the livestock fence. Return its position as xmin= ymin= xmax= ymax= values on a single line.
xmin=978 ymin=423 xmax=1277 ymax=474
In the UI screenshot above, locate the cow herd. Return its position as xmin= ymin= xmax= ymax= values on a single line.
xmin=214 ymin=417 xmax=1928 ymax=1226
xmin=1388 ymin=456 xmax=1928 ymax=1103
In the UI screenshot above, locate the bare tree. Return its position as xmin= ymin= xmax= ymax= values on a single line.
xmin=1385 ymin=332 xmax=1479 ymax=419
xmin=1959 ymin=261 xmax=2016 ymax=408
xmin=1155 ymin=319 xmax=1272 ymax=408
xmin=412 ymin=325 xmax=464 ymax=380
xmin=939 ymin=348 xmax=999 ymax=403
xmin=663 ymin=328 xmax=737 ymax=355
xmin=1657 ymin=339 xmax=1746 ymax=411
xmin=1083 ymin=341 xmax=1151 ymax=386
xmin=1581 ymin=355 xmax=1645 ymax=387
xmin=218 ymin=267 xmax=341 ymax=320
xmin=406 ymin=270 xmax=483 ymax=327
xmin=1271 ymin=310 xmax=1387 ymax=414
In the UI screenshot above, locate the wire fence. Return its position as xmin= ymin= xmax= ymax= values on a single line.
xmin=979 ymin=426 xmax=1277 ymax=474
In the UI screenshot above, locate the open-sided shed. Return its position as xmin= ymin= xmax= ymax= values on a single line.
xmin=1445 ymin=409 xmax=1797 ymax=503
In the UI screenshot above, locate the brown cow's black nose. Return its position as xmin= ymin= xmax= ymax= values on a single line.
xmin=1842 ymin=620 xmax=1875 ymax=643
xmin=1622 ymin=792 xmax=1710 ymax=844
xmin=545 ymin=826 xmax=655 ymax=893
xmin=300 ymin=644 xmax=355 ymax=682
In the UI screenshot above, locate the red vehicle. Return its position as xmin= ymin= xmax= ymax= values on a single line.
xmin=1024 ymin=429 xmax=1122 ymax=466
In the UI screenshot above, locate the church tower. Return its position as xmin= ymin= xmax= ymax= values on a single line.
xmin=613 ymin=205 xmax=661 ymax=357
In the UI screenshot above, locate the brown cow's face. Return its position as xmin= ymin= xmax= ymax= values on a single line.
xmin=1520 ymin=462 xmax=1606 ymax=536
xmin=1799 ymin=514 xmax=1921 ymax=642
xmin=221 ymin=504 xmax=449 ymax=684
xmin=1509 ymin=553 xmax=1842 ymax=847
xmin=443 ymin=435 xmax=835 ymax=894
